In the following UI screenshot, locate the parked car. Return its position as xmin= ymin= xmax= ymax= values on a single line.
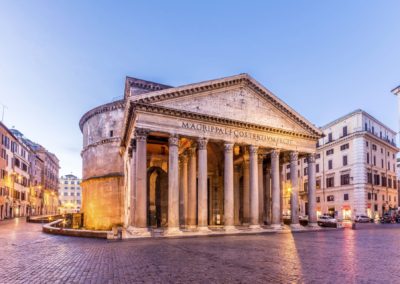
xmin=317 ymin=215 xmax=337 ymax=228
xmin=380 ymin=213 xmax=394 ymax=224
xmin=355 ymin=215 xmax=373 ymax=223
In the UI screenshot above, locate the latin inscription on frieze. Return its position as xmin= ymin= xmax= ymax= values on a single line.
xmin=181 ymin=121 xmax=293 ymax=145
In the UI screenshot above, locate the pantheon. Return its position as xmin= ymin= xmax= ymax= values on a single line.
xmin=79 ymin=74 xmax=323 ymax=236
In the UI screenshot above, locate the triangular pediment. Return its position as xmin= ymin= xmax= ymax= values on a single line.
xmin=129 ymin=74 xmax=322 ymax=138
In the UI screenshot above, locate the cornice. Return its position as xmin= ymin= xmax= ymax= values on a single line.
xmin=318 ymin=131 xmax=399 ymax=152
xmin=133 ymin=74 xmax=322 ymax=137
xmin=81 ymin=137 xmax=121 ymax=156
xmin=120 ymin=102 xmax=321 ymax=149
xmin=79 ymin=100 xmax=125 ymax=132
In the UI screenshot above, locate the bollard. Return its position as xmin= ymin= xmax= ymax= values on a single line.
xmin=352 ymin=222 xmax=356 ymax=230
xmin=117 ymin=227 xmax=123 ymax=240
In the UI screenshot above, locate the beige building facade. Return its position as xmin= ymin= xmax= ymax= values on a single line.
xmin=80 ymin=74 xmax=323 ymax=233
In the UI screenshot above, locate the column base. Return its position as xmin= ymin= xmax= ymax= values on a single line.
xmin=126 ymin=226 xmax=151 ymax=237
xmin=249 ymin=224 xmax=262 ymax=230
xmin=224 ymin=225 xmax=238 ymax=232
xmin=197 ymin=226 xmax=211 ymax=233
xmin=290 ymin=223 xmax=303 ymax=230
xmin=165 ymin=227 xmax=183 ymax=236
xmin=271 ymin=224 xmax=282 ymax=230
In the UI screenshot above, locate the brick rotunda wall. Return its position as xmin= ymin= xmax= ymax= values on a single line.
xmin=79 ymin=100 xmax=125 ymax=230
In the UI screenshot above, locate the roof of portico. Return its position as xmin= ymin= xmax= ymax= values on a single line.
xmin=121 ymin=74 xmax=323 ymax=148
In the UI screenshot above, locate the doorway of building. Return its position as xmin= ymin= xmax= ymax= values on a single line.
xmin=147 ymin=166 xmax=168 ymax=228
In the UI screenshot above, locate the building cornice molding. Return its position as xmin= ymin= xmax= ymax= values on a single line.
xmin=79 ymin=100 xmax=125 ymax=132
xmin=121 ymin=102 xmax=321 ymax=150
xmin=130 ymin=74 xmax=322 ymax=138
xmin=318 ymin=131 xmax=399 ymax=152
xmin=81 ymin=137 xmax=122 ymax=156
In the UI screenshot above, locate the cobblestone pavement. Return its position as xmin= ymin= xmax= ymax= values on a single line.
xmin=1 ymin=219 xmax=400 ymax=283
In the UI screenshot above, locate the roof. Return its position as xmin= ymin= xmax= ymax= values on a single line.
xmin=124 ymin=76 xmax=172 ymax=99
xmin=320 ymin=109 xmax=397 ymax=134
xmin=391 ymin=85 xmax=400 ymax=95
xmin=121 ymin=73 xmax=324 ymax=147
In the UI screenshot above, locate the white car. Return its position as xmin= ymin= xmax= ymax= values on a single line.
xmin=317 ymin=215 xmax=337 ymax=227
xmin=355 ymin=215 xmax=372 ymax=223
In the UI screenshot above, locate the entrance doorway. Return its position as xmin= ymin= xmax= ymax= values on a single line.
xmin=147 ymin=167 xmax=168 ymax=228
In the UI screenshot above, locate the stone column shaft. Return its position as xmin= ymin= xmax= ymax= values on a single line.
xmin=129 ymin=140 xmax=136 ymax=226
xmin=271 ymin=150 xmax=281 ymax=228
xmin=197 ymin=138 xmax=209 ymax=230
xmin=135 ymin=129 xmax=148 ymax=228
xmin=224 ymin=143 xmax=235 ymax=229
xmin=234 ymin=166 xmax=241 ymax=225
xmin=167 ymin=135 xmax=180 ymax=233
xmin=179 ymin=155 xmax=188 ymax=226
xmin=290 ymin=152 xmax=299 ymax=226
xmin=258 ymin=155 xmax=264 ymax=225
xmin=187 ymin=147 xmax=197 ymax=227
xmin=265 ymin=168 xmax=271 ymax=224
xmin=307 ymin=153 xmax=317 ymax=225
xmin=249 ymin=145 xmax=260 ymax=229
xmin=243 ymin=157 xmax=250 ymax=224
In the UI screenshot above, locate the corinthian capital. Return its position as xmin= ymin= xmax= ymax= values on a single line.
xmin=224 ymin=142 xmax=234 ymax=153
xmin=135 ymin=128 xmax=150 ymax=141
xmin=290 ymin=151 xmax=299 ymax=162
xmin=271 ymin=149 xmax=280 ymax=159
xmin=168 ymin=134 xmax=179 ymax=147
xmin=197 ymin=138 xmax=208 ymax=150
xmin=307 ymin=153 xmax=316 ymax=164
xmin=249 ymin=145 xmax=259 ymax=155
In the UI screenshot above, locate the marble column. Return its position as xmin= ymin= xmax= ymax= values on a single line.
xmin=271 ymin=149 xmax=281 ymax=229
xmin=167 ymin=135 xmax=181 ymax=234
xmin=224 ymin=143 xmax=235 ymax=230
xmin=179 ymin=154 xmax=188 ymax=226
xmin=243 ymin=154 xmax=250 ymax=224
xmin=187 ymin=147 xmax=197 ymax=228
xmin=234 ymin=165 xmax=241 ymax=225
xmin=249 ymin=145 xmax=260 ymax=229
xmin=265 ymin=167 xmax=271 ymax=225
xmin=197 ymin=138 xmax=210 ymax=231
xmin=134 ymin=129 xmax=149 ymax=233
xmin=307 ymin=153 xmax=318 ymax=226
xmin=129 ymin=139 xmax=136 ymax=226
xmin=258 ymin=154 xmax=264 ymax=225
xmin=290 ymin=151 xmax=300 ymax=227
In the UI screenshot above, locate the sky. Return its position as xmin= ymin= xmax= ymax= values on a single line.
xmin=0 ymin=1 xmax=399 ymax=177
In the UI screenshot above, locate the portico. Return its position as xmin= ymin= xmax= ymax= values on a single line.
xmin=121 ymin=74 xmax=322 ymax=235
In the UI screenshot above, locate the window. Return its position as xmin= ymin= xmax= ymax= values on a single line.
xmin=388 ymin=178 xmax=392 ymax=188
xmin=381 ymin=159 xmax=384 ymax=168
xmin=382 ymin=176 xmax=387 ymax=187
xmin=368 ymin=193 xmax=372 ymax=200
xmin=70 ymin=192 xmax=75 ymax=196
xmin=304 ymin=168 xmax=308 ymax=176
xmin=388 ymin=161 xmax=390 ymax=170
xmin=343 ymin=156 xmax=348 ymax=166
xmin=389 ymin=195 xmax=391 ymax=202
xmin=326 ymin=149 xmax=334 ymax=155
xmin=382 ymin=195 xmax=385 ymax=201
xmin=14 ymin=158 xmax=20 ymax=168
xmin=341 ymin=174 xmax=350 ymax=185
xmin=343 ymin=126 xmax=348 ymax=137
xmin=367 ymin=153 xmax=370 ymax=164
xmin=373 ymin=156 xmax=376 ymax=166
xmin=328 ymin=133 xmax=333 ymax=142
xmin=304 ymin=182 xmax=308 ymax=191
xmin=374 ymin=174 xmax=380 ymax=185
xmin=327 ymin=195 xmax=334 ymax=202
xmin=64 ymin=181 xmax=68 ymax=184
xmin=328 ymin=160 xmax=333 ymax=170
xmin=71 ymin=181 xmax=75 ymax=184
xmin=381 ymin=148 xmax=383 ymax=154
xmin=365 ymin=123 xmax=368 ymax=131
xmin=372 ymin=126 xmax=375 ymax=134
xmin=77 ymin=192 xmax=80 ymax=196
xmin=372 ymin=144 xmax=377 ymax=151
xmin=375 ymin=193 xmax=377 ymax=201
xmin=316 ymin=197 xmax=320 ymax=203
xmin=366 ymin=141 xmax=369 ymax=147
xmin=340 ymin=143 xmax=349 ymax=151
xmin=326 ymin=177 xmax=334 ymax=188
xmin=286 ymin=173 xmax=290 ymax=180
xmin=110 ymin=130 xmax=114 ymax=137
xmin=367 ymin=172 xmax=372 ymax=184
xmin=316 ymin=179 xmax=321 ymax=189
xmin=374 ymin=204 xmax=378 ymax=211
xmin=316 ymin=164 xmax=320 ymax=173
xmin=286 ymin=164 xmax=290 ymax=169
xmin=64 ymin=192 xmax=67 ymax=196
xmin=316 ymin=154 xmax=321 ymax=159
xmin=344 ymin=193 xmax=349 ymax=201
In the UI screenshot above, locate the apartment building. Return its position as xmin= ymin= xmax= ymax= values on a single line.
xmin=59 ymin=174 xmax=82 ymax=213
xmin=282 ymin=110 xmax=398 ymax=220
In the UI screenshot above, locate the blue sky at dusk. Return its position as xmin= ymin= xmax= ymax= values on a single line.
xmin=0 ymin=1 xmax=399 ymax=176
